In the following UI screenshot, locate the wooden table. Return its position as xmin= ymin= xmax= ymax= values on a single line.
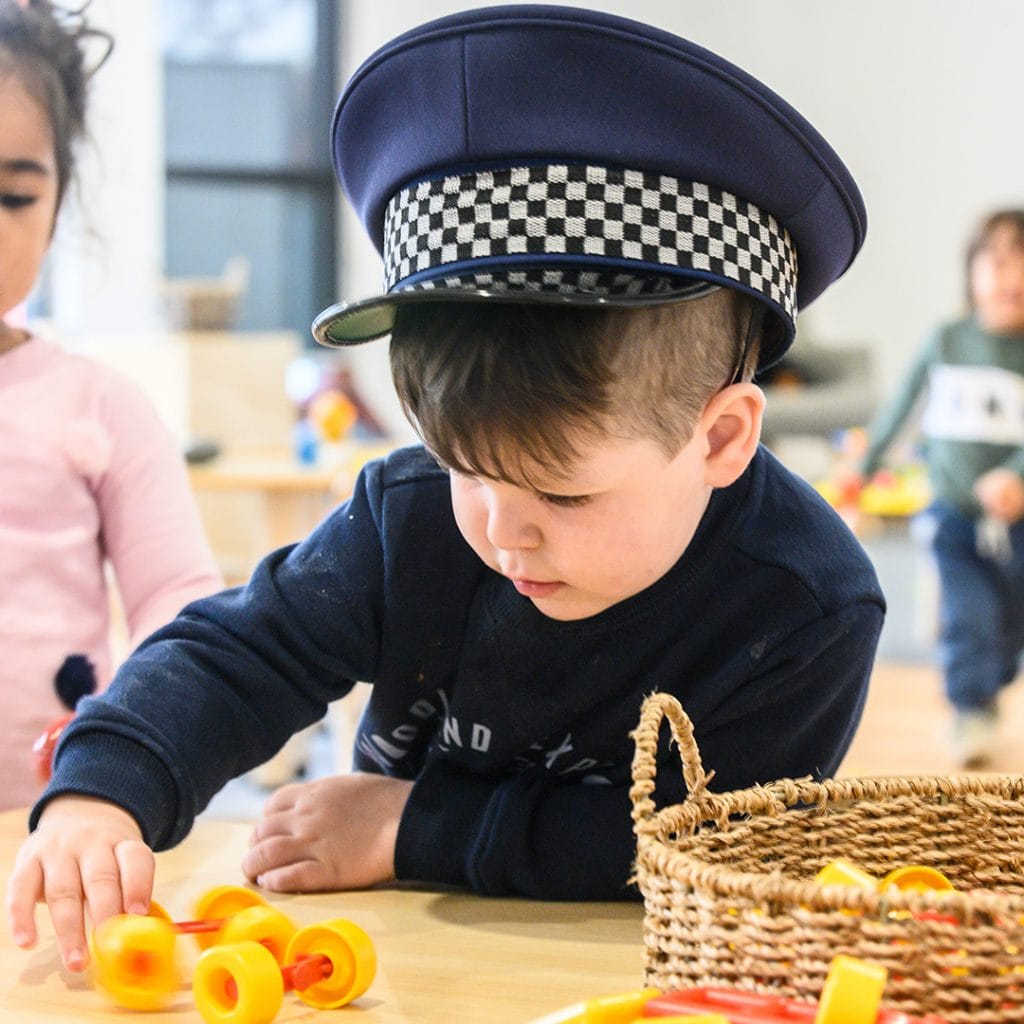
xmin=187 ymin=444 xmax=394 ymax=588
xmin=0 ymin=810 xmax=646 ymax=1022
xmin=188 ymin=453 xmax=349 ymax=554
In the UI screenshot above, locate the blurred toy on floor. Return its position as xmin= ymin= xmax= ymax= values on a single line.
xmin=815 ymin=427 xmax=931 ymax=528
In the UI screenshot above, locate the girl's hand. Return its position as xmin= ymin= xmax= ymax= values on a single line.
xmin=243 ymin=773 xmax=413 ymax=893
xmin=5 ymin=796 xmax=154 ymax=972
xmin=974 ymin=468 xmax=1024 ymax=523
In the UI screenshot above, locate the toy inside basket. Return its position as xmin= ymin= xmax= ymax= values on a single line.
xmin=629 ymin=692 xmax=1024 ymax=1024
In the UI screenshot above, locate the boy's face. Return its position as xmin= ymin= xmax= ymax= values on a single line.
xmin=448 ymin=430 xmax=712 ymax=621
xmin=971 ymin=222 xmax=1024 ymax=335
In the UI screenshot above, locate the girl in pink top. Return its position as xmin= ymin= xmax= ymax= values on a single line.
xmin=0 ymin=0 xmax=222 ymax=808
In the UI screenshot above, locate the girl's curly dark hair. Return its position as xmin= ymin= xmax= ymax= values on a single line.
xmin=0 ymin=0 xmax=113 ymax=210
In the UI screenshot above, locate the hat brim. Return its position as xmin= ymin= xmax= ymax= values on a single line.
xmin=313 ymin=278 xmax=719 ymax=348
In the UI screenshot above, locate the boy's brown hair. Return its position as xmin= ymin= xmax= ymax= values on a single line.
xmin=389 ymin=287 xmax=759 ymax=485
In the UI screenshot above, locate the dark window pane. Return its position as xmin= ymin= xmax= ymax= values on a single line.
xmin=165 ymin=178 xmax=334 ymax=335
xmin=165 ymin=61 xmax=324 ymax=171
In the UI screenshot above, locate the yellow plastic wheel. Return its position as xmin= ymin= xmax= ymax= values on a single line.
xmin=286 ymin=918 xmax=376 ymax=1009
xmin=193 ymin=940 xmax=284 ymax=1024
xmin=218 ymin=905 xmax=296 ymax=965
xmin=90 ymin=913 xmax=180 ymax=1011
xmin=192 ymin=885 xmax=268 ymax=950
xmin=879 ymin=865 xmax=955 ymax=893
xmin=145 ymin=899 xmax=174 ymax=923
xmin=815 ymin=954 xmax=887 ymax=1024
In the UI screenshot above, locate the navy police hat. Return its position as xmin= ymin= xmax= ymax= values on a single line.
xmin=312 ymin=4 xmax=866 ymax=369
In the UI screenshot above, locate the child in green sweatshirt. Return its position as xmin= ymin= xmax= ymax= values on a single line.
xmin=862 ymin=210 xmax=1024 ymax=767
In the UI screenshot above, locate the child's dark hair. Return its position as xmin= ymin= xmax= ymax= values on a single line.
xmin=965 ymin=209 xmax=1024 ymax=308
xmin=0 ymin=0 xmax=112 ymax=210
xmin=389 ymin=289 xmax=759 ymax=485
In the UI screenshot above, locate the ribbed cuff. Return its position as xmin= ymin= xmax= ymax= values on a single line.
xmin=30 ymin=729 xmax=182 ymax=850
xmin=394 ymin=762 xmax=496 ymax=889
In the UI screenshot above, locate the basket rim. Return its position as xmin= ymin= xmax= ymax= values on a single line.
xmin=647 ymin=770 xmax=1024 ymax=826
xmin=630 ymin=693 xmax=1024 ymax=918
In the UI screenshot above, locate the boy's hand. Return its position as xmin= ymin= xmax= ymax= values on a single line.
xmin=6 ymin=796 xmax=153 ymax=972
xmin=243 ymin=772 xmax=413 ymax=893
xmin=975 ymin=468 xmax=1024 ymax=523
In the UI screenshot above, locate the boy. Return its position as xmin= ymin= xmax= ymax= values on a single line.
xmin=7 ymin=5 xmax=884 ymax=973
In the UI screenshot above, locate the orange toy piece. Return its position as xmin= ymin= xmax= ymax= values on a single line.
xmin=31 ymin=712 xmax=74 ymax=782
xmin=529 ymin=956 xmax=948 ymax=1024
xmin=307 ymin=388 xmax=357 ymax=442
xmin=878 ymin=866 xmax=955 ymax=894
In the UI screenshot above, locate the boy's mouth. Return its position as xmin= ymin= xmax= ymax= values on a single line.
xmin=510 ymin=577 xmax=564 ymax=598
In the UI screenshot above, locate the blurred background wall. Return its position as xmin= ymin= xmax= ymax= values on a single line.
xmin=44 ymin=0 xmax=1024 ymax=442
xmin=31 ymin=0 xmax=1019 ymax=793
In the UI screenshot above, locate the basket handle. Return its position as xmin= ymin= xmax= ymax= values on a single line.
xmin=629 ymin=692 xmax=711 ymax=829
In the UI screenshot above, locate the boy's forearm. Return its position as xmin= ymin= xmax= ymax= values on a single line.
xmin=395 ymin=761 xmax=638 ymax=900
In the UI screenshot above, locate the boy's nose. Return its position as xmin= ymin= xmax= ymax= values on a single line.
xmin=484 ymin=489 xmax=541 ymax=551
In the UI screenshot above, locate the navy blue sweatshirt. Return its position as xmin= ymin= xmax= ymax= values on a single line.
xmin=35 ymin=444 xmax=884 ymax=900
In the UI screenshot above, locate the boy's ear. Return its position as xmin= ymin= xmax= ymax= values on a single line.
xmin=699 ymin=383 xmax=766 ymax=487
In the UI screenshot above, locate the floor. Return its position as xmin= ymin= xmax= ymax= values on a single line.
xmin=839 ymin=659 xmax=1024 ymax=777
xmin=200 ymin=659 xmax=1024 ymax=823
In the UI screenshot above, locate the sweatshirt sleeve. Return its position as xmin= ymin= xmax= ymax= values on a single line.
xmin=393 ymin=599 xmax=882 ymax=900
xmin=860 ymin=333 xmax=936 ymax=478
xmin=31 ymin=462 xmax=390 ymax=848
xmin=92 ymin=370 xmax=222 ymax=649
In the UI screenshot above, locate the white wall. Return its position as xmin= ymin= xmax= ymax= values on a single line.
xmin=338 ymin=0 xmax=1024 ymax=434
xmin=47 ymin=0 xmax=164 ymax=334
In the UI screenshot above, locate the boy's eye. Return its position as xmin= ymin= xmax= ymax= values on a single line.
xmin=0 ymin=193 xmax=37 ymax=210
xmin=538 ymin=491 xmax=591 ymax=509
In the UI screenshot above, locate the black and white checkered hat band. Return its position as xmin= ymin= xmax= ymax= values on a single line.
xmin=382 ymin=164 xmax=797 ymax=320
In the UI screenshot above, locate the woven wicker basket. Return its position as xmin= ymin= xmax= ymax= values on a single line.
xmin=629 ymin=692 xmax=1024 ymax=1022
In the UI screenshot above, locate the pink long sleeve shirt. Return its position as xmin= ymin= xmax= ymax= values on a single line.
xmin=0 ymin=335 xmax=222 ymax=808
